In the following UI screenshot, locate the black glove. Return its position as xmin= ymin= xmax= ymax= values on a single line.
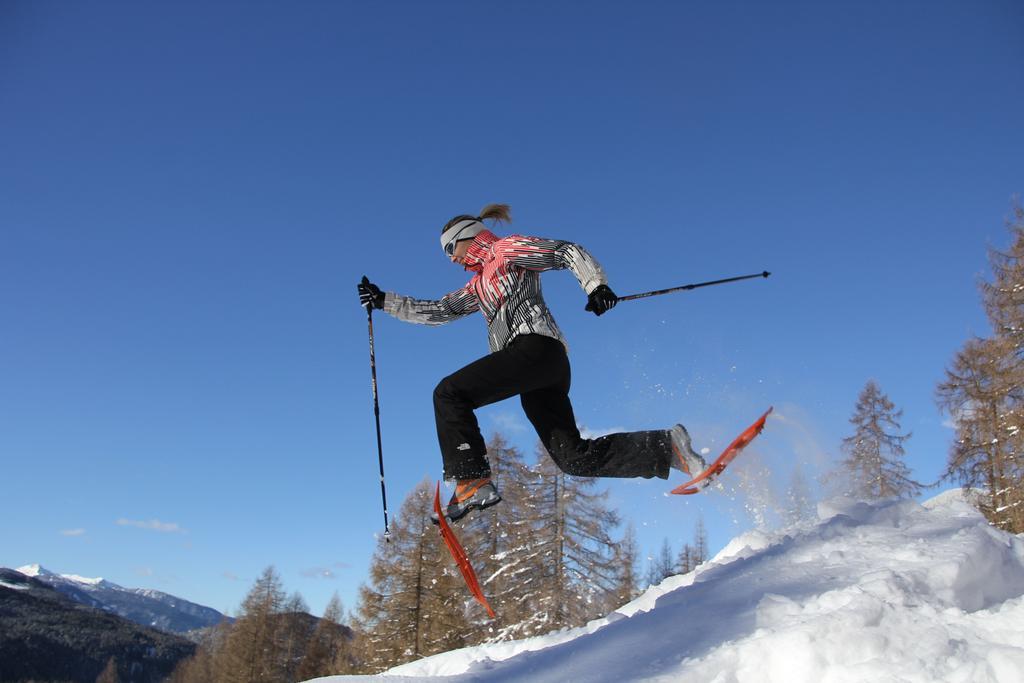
xmin=358 ymin=276 xmax=385 ymax=310
xmin=585 ymin=284 xmax=618 ymax=316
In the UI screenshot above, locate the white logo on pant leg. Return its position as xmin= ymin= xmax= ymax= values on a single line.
xmin=457 ymin=443 xmax=471 ymax=451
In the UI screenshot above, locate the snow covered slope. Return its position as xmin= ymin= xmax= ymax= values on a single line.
xmin=311 ymin=490 xmax=1024 ymax=682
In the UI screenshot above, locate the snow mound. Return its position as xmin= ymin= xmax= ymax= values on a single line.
xmin=310 ymin=490 xmax=1024 ymax=682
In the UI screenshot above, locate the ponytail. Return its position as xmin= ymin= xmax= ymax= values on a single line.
xmin=478 ymin=203 xmax=511 ymax=225
xmin=441 ymin=203 xmax=512 ymax=233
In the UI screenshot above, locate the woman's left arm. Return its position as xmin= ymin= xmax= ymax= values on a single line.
xmin=496 ymin=234 xmax=607 ymax=295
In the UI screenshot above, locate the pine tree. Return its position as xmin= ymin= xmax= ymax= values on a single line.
xmin=524 ymin=443 xmax=622 ymax=630
xmin=609 ymin=522 xmax=640 ymax=609
xmin=167 ymin=622 xmax=226 ymax=683
xmin=166 ymin=572 xmax=353 ymax=682
xmin=977 ymin=201 xmax=1024 ymax=530
xmin=643 ymin=556 xmax=658 ymax=589
xmin=676 ymin=517 xmax=709 ymax=575
xmin=676 ymin=543 xmax=696 ymax=575
xmin=284 ymin=592 xmax=309 ymax=613
xmin=644 ymin=538 xmax=673 ymax=585
xmin=355 ymin=479 xmax=457 ymax=672
xmin=937 ymin=202 xmax=1024 ymax=532
xmin=981 ymin=200 xmax=1024 ymax=355
xmin=218 ymin=566 xmax=288 ymax=683
xmin=354 ymin=432 xmax=631 ymax=659
xmin=654 ymin=538 xmax=675 ymax=581
xmin=937 ymin=336 xmax=1024 ymax=531
xmin=278 ymin=592 xmax=311 ymax=681
xmin=95 ymin=657 xmax=119 ymax=683
xmin=297 ymin=594 xmax=351 ymax=680
xmin=839 ymin=380 xmax=920 ymax=499
xmin=463 ymin=433 xmax=550 ymax=642
xmin=324 ymin=595 xmax=356 ymax=675
xmin=693 ymin=515 xmax=708 ymax=565
xmin=167 ymin=644 xmax=216 ymax=683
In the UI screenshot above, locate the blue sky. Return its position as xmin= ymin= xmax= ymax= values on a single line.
xmin=2 ymin=1 xmax=1022 ymax=618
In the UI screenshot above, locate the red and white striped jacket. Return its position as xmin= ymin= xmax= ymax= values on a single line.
xmin=383 ymin=229 xmax=607 ymax=352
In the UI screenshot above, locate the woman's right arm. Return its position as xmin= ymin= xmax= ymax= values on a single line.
xmin=383 ymin=284 xmax=479 ymax=325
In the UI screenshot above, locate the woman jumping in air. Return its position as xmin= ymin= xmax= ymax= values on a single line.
xmin=358 ymin=203 xmax=706 ymax=523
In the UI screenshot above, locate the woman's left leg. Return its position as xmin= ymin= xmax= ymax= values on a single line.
xmin=518 ymin=348 xmax=672 ymax=480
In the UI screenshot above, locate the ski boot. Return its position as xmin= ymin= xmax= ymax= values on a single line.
xmin=670 ymin=424 xmax=707 ymax=477
xmin=431 ymin=478 xmax=502 ymax=525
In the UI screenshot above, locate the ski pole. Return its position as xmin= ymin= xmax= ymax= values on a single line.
xmin=363 ymin=276 xmax=391 ymax=542
xmin=619 ymin=271 xmax=771 ymax=302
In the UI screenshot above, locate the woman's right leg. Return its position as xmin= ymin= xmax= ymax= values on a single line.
xmin=433 ymin=334 xmax=572 ymax=480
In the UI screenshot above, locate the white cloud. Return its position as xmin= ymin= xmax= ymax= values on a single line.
xmin=301 ymin=563 xmax=351 ymax=580
xmin=302 ymin=567 xmax=338 ymax=579
xmin=60 ymin=528 xmax=86 ymax=537
xmin=116 ymin=518 xmax=186 ymax=534
xmin=487 ymin=411 xmax=530 ymax=434
xmin=579 ymin=425 xmax=626 ymax=439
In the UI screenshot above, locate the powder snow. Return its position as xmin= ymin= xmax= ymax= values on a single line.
xmin=310 ymin=490 xmax=1024 ymax=682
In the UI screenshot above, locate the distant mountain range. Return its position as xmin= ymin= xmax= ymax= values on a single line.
xmin=0 ymin=568 xmax=196 ymax=683
xmin=2 ymin=565 xmax=356 ymax=682
xmin=15 ymin=563 xmax=229 ymax=635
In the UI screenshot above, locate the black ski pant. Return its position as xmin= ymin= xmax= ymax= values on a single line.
xmin=433 ymin=333 xmax=673 ymax=481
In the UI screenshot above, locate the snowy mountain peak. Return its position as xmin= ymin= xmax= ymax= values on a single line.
xmin=16 ymin=563 xmax=52 ymax=578
xmin=61 ymin=573 xmax=118 ymax=589
xmin=16 ymin=564 xmax=116 ymax=589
